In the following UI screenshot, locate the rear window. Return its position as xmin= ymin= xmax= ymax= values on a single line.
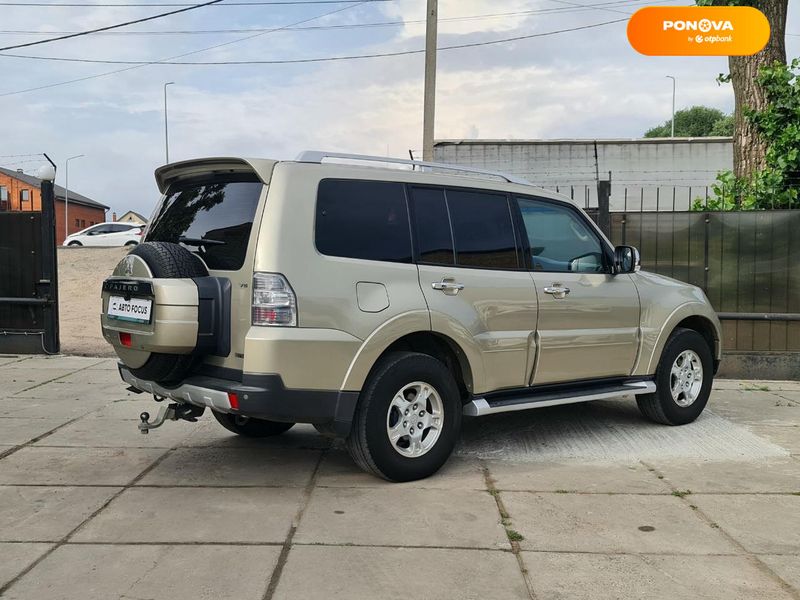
xmin=315 ymin=179 xmax=412 ymax=263
xmin=146 ymin=175 xmax=263 ymax=271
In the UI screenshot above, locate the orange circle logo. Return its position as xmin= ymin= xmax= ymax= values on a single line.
xmin=627 ymin=6 xmax=770 ymax=56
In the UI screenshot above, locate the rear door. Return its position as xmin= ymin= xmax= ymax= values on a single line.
xmin=411 ymin=186 xmax=538 ymax=394
xmin=515 ymin=196 xmax=640 ymax=385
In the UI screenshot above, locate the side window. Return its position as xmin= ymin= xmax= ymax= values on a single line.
xmin=316 ymin=179 xmax=411 ymax=263
xmin=409 ymin=187 xmax=454 ymax=265
xmin=516 ymin=197 xmax=607 ymax=273
xmin=446 ymin=189 xmax=518 ymax=269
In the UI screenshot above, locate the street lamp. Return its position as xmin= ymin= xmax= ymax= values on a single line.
xmin=666 ymin=75 xmax=676 ymax=137
xmin=64 ymin=154 xmax=85 ymax=240
xmin=164 ymin=81 xmax=175 ymax=163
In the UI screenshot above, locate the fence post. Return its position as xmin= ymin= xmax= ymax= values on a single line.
xmin=596 ymin=179 xmax=611 ymax=237
xmin=38 ymin=161 xmax=60 ymax=354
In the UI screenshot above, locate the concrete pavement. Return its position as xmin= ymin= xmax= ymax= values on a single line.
xmin=0 ymin=355 xmax=798 ymax=599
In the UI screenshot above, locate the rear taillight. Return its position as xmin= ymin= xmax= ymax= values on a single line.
xmin=252 ymin=273 xmax=296 ymax=326
xmin=136 ymin=229 xmax=143 ymax=236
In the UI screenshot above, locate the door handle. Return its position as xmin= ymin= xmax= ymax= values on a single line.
xmin=432 ymin=279 xmax=465 ymax=294
xmin=543 ymin=286 xmax=570 ymax=299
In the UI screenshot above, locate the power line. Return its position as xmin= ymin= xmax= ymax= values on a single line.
xmin=0 ymin=0 xmax=386 ymax=4
xmin=0 ymin=0 xmax=371 ymax=97
xmin=0 ymin=0 xmax=226 ymax=52
xmin=1 ymin=18 xmax=629 ymax=65
xmin=0 ymin=0 xmax=667 ymax=35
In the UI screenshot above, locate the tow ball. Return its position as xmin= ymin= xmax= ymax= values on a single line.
xmin=138 ymin=401 xmax=205 ymax=434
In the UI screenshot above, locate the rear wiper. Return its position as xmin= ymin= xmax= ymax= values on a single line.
xmin=178 ymin=236 xmax=226 ymax=246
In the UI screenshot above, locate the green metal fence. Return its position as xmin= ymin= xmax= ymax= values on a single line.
xmin=610 ymin=210 xmax=800 ymax=352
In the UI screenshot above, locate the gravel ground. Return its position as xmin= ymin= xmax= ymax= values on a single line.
xmin=58 ymin=247 xmax=129 ymax=357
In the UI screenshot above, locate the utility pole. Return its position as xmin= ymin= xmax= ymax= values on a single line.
xmin=666 ymin=75 xmax=676 ymax=137
xmin=64 ymin=154 xmax=84 ymax=241
xmin=164 ymin=81 xmax=175 ymax=163
xmin=422 ymin=0 xmax=437 ymax=161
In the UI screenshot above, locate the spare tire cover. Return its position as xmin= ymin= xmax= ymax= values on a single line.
xmin=122 ymin=242 xmax=208 ymax=384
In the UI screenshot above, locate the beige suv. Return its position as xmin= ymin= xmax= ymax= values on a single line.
xmin=101 ymin=151 xmax=722 ymax=481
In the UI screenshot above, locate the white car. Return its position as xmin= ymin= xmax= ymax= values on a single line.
xmin=64 ymin=222 xmax=144 ymax=247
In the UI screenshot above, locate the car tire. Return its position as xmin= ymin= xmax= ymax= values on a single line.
xmin=68 ymin=241 xmax=82 ymax=247
xmin=637 ymin=328 xmax=713 ymax=425
xmin=212 ymin=410 xmax=295 ymax=437
xmin=346 ymin=351 xmax=462 ymax=482
xmin=125 ymin=242 xmax=209 ymax=384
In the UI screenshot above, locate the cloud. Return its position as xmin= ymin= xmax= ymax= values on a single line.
xmin=0 ymin=0 xmax=796 ymax=217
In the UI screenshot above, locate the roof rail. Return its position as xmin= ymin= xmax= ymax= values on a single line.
xmin=294 ymin=150 xmax=531 ymax=186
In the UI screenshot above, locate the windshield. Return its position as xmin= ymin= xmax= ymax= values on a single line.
xmin=146 ymin=175 xmax=263 ymax=271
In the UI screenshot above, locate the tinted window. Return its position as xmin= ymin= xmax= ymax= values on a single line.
xmin=110 ymin=224 xmax=130 ymax=232
xmin=517 ymin=197 xmax=607 ymax=273
xmin=409 ymin=187 xmax=454 ymax=265
xmin=146 ymin=176 xmax=263 ymax=271
xmin=316 ymin=180 xmax=411 ymax=263
xmin=447 ymin=189 xmax=517 ymax=269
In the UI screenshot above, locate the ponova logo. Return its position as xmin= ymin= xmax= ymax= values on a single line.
xmin=662 ymin=19 xmax=734 ymax=32
xmin=628 ymin=6 xmax=769 ymax=56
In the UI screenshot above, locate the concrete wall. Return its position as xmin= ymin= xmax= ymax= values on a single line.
xmin=433 ymin=138 xmax=734 ymax=211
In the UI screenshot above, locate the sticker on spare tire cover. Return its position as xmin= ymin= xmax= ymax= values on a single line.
xmin=108 ymin=296 xmax=153 ymax=323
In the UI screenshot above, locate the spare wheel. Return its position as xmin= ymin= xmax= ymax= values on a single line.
xmin=102 ymin=241 xmax=210 ymax=384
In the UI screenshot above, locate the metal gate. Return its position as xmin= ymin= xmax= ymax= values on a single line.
xmin=0 ymin=178 xmax=59 ymax=354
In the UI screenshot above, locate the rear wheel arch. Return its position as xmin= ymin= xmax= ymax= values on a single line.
xmin=372 ymin=331 xmax=473 ymax=401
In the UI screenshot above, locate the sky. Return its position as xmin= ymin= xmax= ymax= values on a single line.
xmin=0 ymin=0 xmax=798 ymax=217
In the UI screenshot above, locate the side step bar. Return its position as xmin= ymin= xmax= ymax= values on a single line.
xmin=463 ymin=381 xmax=656 ymax=417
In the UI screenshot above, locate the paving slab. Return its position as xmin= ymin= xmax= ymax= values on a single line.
xmin=275 ymin=545 xmax=528 ymax=600
xmin=760 ymin=555 xmax=800 ymax=592
xmin=523 ymin=552 xmax=794 ymax=600
xmin=316 ymin=450 xmax=485 ymax=490
xmin=457 ymin=400 xmax=786 ymax=461
xmin=0 ymin=369 xmax=76 ymax=395
xmin=0 ymin=486 xmax=119 ymax=541
xmin=12 ymin=380 xmax=135 ymax=402
xmin=73 ymin=486 xmax=303 ymax=543
xmin=651 ymin=458 xmax=800 ymax=493
xmin=708 ymin=391 xmax=800 ymax=426
xmin=747 ymin=425 xmax=800 ymax=454
xmin=2 ymin=543 xmax=280 ymax=600
xmin=0 ymin=356 xmax=29 ymax=367
xmin=137 ymin=446 xmax=321 ymax=487
xmin=714 ymin=380 xmax=800 ymax=392
xmin=89 ymin=398 xmax=168 ymax=419
xmin=503 ymin=492 xmax=735 ymax=554
xmin=0 ymin=417 xmax=74 ymax=445
xmin=295 ymin=487 xmax=507 ymax=549
xmin=690 ymin=494 xmax=800 ymax=554
xmin=183 ymin=420 xmax=331 ymax=450
xmin=0 ymin=447 xmax=164 ymax=485
xmin=0 ymin=543 xmax=53 ymax=589
xmin=56 ymin=368 xmax=127 ymax=385
xmin=36 ymin=415 xmax=199 ymax=448
xmin=0 ymin=397 xmax=105 ymax=419
xmin=4 ymin=356 xmax=105 ymax=370
xmin=485 ymin=460 xmax=668 ymax=493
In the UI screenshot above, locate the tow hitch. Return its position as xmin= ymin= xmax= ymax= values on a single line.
xmin=138 ymin=401 xmax=204 ymax=434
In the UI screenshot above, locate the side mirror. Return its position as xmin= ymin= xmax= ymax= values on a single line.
xmin=614 ymin=245 xmax=640 ymax=274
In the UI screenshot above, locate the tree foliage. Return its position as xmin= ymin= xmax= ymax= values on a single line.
xmin=644 ymin=106 xmax=733 ymax=138
xmin=693 ymin=59 xmax=800 ymax=210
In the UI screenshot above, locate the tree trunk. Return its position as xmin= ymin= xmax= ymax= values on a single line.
xmin=720 ymin=0 xmax=788 ymax=179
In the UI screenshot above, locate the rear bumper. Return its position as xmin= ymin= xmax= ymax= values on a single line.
xmin=118 ymin=364 xmax=358 ymax=437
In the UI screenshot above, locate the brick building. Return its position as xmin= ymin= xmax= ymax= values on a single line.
xmin=0 ymin=167 xmax=109 ymax=244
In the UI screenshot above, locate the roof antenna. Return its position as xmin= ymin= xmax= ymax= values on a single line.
xmin=408 ymin=149 xmax=415 ymax=171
